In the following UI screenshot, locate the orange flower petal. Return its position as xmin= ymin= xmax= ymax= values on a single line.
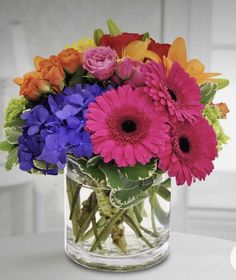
xmin=215 ymin=102 xmax=230 ymax=119
xmin=34 ymin=56 xmax=44 ymax=70
xmin=167 ymin=37 xmax=187 ymax=68
xmin=13 ymin=77 xmax=23 ymax=86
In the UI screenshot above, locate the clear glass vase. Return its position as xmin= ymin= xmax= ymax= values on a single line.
xmin=64 ymin=157 xmax=171 ymax=272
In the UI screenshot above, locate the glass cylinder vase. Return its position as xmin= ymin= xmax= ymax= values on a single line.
xmin=64 ymin=157 xmax=171 ymax=272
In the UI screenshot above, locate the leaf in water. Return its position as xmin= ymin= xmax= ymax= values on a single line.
xmin=75 ymin=158 xmax=106 ymax=184
xmin=98 ymin=161 xmax=124 ymax=190
xmin=119 ymin=159 xmax=157 ymax=181
xmin=109 ymin=177 xmax=154 ymax=209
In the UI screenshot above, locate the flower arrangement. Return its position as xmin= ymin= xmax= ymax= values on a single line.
xmin=0 ymin=19 xmax=230 ymax=270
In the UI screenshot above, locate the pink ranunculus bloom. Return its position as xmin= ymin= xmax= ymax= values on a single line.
xmin=83 ymin=46 xmax=117 ymax=80
xmin=116 ymin=58 xmax=134 ymax=80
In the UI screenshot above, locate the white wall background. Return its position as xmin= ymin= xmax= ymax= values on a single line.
xmin=0 ymin=0 xmax=235 ymax=240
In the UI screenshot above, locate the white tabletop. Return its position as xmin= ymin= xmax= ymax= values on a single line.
xmin=0 ymin=231 xmax=235 ymax=280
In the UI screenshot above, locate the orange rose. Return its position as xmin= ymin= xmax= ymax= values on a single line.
xmin=58 ymin=48 xmax=82 ymax=73
xmin=216 ymin=102 xmax=230 ymax=119
xmin=35 ymin=55 xmax=65 ymax=91
xmin=14 ymin=71 xmax=51 ymax=101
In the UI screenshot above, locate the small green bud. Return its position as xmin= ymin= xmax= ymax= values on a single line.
xmin=107 ymin=19 xmax=122 ymax=36
xmin=93 ymin=28 xmax=104 ymax=46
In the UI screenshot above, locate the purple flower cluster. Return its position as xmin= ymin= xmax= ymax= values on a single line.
xmin=18 ymin=83 xmax=104 ymax=174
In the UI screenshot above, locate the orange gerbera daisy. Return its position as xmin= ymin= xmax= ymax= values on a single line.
xmin=164 ymin=37 xmax=221 ymax=84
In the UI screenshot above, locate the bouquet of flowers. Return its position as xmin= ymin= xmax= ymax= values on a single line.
xmin=0 ymin=19 xmax=230 ymax=271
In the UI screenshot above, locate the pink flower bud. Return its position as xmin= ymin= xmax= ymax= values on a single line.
xmin=116 ymin=58 xmax=133 ymax=80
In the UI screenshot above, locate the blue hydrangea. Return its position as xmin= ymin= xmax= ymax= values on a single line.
xmin=18 ymin=83 xmax=105 ymax=174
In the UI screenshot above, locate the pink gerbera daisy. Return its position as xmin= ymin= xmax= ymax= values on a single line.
xmin=143 ymin=61 xmax=204 ymax=123
xmin=86 ymin=85 xmax=169 ymax=167
xmin=159 ymin=117 xmax=218 ymax=186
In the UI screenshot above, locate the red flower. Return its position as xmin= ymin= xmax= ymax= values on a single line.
xmin=100 ymin=33 xmax=142 ymax=58
xmin=149 ymin=39 xmax=170 ymax=59
xmin=100 ymin=32 xmax=170 ymax=59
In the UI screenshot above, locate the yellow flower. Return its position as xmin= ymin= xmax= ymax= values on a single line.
xmin=65 ymin=38 xmax=95 ymax=53
xmin=122 ymin=39 xmax=161 ymax=63
xmin=164 ymin=37 xmax=221 ymax=84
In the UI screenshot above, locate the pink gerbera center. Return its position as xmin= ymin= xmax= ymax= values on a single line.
xmin=86 ymin=85 xmax=169 ymax=167
xmin=106 ymin=107 xmax=149 ymax=144
xmin=158 ymin=117 xmax=218 ymax=186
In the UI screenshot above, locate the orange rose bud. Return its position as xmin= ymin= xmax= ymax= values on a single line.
xmin=14 ymin=71 xmax=51 ymax=101
xmin=38 ymin=55 xmax=65 ymax=91
xmin=216 ymin=102 xmax=230 ymax=119
xmin=58 ymin=48 xmax=82 ymax=73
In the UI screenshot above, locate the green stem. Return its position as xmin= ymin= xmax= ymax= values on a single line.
xmin=82 ymin=217 xmax=106 ymax=241
xmin=149 ymin=189 xmax=158 ymax=236
xmin=75 ymin=192 xmax=98 ymax=242
xmin=91 ymin=213 xmax=103 ymax=250
xmin=140 ymin=225 xmax=159 ymax=237
xmin=123 ymin=213 xmax=154 ymax=248
xmin=66 ymin=176 xmax=81 ymax=237
xmin=90 ymin=210 xmax=125 ymax=252
xmin=69 ymin=185 xmax=81 ymax=220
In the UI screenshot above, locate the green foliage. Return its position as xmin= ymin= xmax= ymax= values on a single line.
xmin=214 ymin=79 xmax=230 ymax=90
xmin=5 ymin=97 xmax=28 ymax=124
xmin=75 ymin=158 xmax=106 ymax=184
xmin=200 ymin=82 xmax=218 ymax=104
xmin=0 ymin=141 xmax=14 ymax=152
xmin=5 ymin=146 xmax=18 ymax=170
xmin=0 ymin=97 xmax=27 ymax=170
xmin=107 ymin=19 xmax=122 ymax=36
xmin=119 ymin=159 xmax=157 ymax=181
xmin=98 ymin=161 xmax=159 ymax=209
xmin=203 ymin=104 xmax=229 ymax=150
xmin=68 ymin=66 xmax=86 ymax=86
xmin=141 ymin=32 xmax=150 ymax=41
xmin=4 ymin=126 xmax=22 ymax=144
xmin=86 ymin=155 xmax=102 ymax=167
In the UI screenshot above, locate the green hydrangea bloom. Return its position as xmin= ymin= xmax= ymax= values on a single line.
xmin=203 ymin=104 xmax=229 ymax=151
xmin=5 ymin=97 xmax=28 ymax=124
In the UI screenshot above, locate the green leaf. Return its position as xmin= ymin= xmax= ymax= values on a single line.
xmin=86 ymin=156 xmax=102 ymax=167
xmin=94 ymin=28 xmax=104 ymax=46
xmin=33 ymin=160 xmax=57 ymax=170
xmin=68 ymin=66 xmax=86 ymax=86
xmin=5 ymin=146 xmax=18 ymax=170
xmin=107 ymin=19 xmax=122 ymax=36
xmin=99 ymin=161 xmax=155 ymax=209
xmin=75 ymin=158 xmax=106 ymax=184
xmin=109 ymin=177 xmax=153 ymax=209
xmin=98 ymin=162 xmax=124 ymax=190
xmin=200 ymin=82 xmax=218 ymax=104
xmin=4 ymin=117 xmax=25 ymax=128
xmin=214 ymin=79 xmax=230 ymax=90
xmin=4 ymin=126 xmax=22 ymax=144
xmin=0 ymin=141 xmax=15 ymax=152
xmin=119 ymin=159 xmax=157 ymax=181
xmin=141 ymin=32 xmax=150 ymax=41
